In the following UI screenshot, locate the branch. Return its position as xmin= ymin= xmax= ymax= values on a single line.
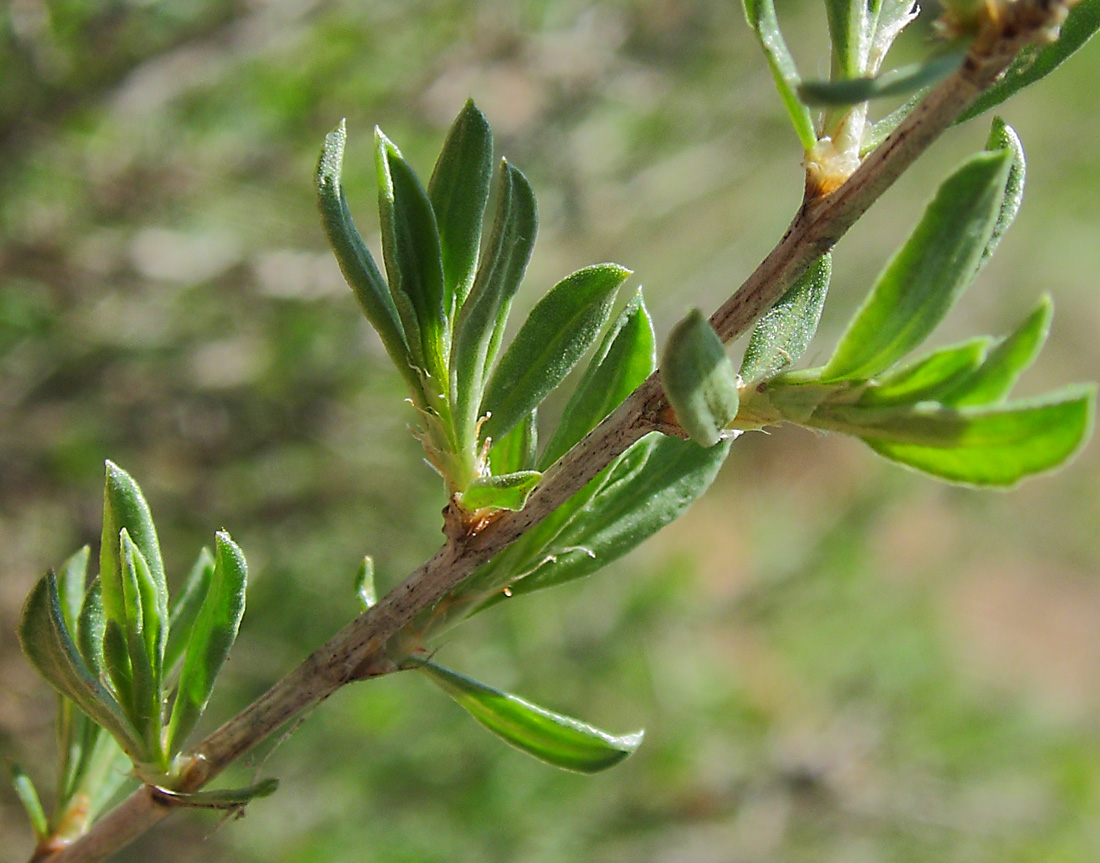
xmin=38 ymin=4 xmax=1069 ymax=860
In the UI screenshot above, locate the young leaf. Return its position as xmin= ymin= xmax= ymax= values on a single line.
xmin=825 ymin=0 xmax=869 ymax=79
xmin=18 ymin=573 xmax=143 ymax=756
xmin=55 ymin=546 xmax=91 ymax=635
xmin=419 ymin=661 xmax=643 ymax=773
xmin=938 ymin=295 xmax=1052 ymax=407
xmin=317 ymin=121 xmax=419 ymax=396
xmin=99 ymin=462 xmax=165 ymax=639
xmin=458 ymin=471 xmax=542 ymax=512
xmin=856 ymin=337 xmax=990 ymax=406
xmin=165 ymin=547 xmax=214 ymax=677
xmin=118 ymin=531 xmax=162 ymax=750
xmin=451 ymin=161 xmax=538 ymax=450
xmin=480 ymin=263 xmax=630 ymax=444
xmin=8 ymin=760 xmax=49 ymax=841
xmin=355 ymin=556 xmax=377 ymax=611
xmin=798 ymin=51 xmax=965 ymax=105
xmin=820 ymin=149 xmax=1011 ymax=381
xmin=151 ymin=778 xmax=279 ymax=809
xmin=661 ymin=309 xmax=740 ymax=447
xmin=980 ymin=117 xmax=1025 ymax=270
xmin=742 ymin=0 xmax=818 ymax=149
xmin=539 ymin=289 xmax=656 ymax=469
xmin=376 ymin=129 xmax=448 ymax=388
xmin=167 ymin=532 xmax=247 ymax=752
xmin=490 ymin=409 xmax=538 ymax=475
xmin=102 ymin=620 xmax=134 ymax=722
xmin=857 ymin=386 xmax=1096 ymax=486
xmin=958 ymin=0 xmax=1100 ymax=123
xmin=740 ymin=254 xmax=831 ymax=382
xmin=428 ymin=100 xmax=494 ymax=315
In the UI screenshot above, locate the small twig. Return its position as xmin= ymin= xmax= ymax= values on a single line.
xmin=36 ymin=5 xmax=1067 ymax=859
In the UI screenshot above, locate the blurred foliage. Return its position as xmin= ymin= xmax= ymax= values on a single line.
xmin=1 ymin=1 xmax=1098 ymax=861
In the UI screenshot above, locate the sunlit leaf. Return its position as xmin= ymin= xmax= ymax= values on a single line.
xmin=661 ymin=309 xmax=740 ymax=447
xmin=152 ymin=778 xmax=279 ymax=809
xmin=419 ymin=661 xmax=643 ymax=773
xmin=8 ymin=761 xmax=48 ymax=841
xmin=165 ymin=547 xmax=214 ymax=677
xmin=821 ymin=149 xmax=1011 ymax=381
xmin=354 ymin=556 xmax=377 ymax=611
xmin=458 ymin=471 xmax=542 ymax=512
xmin=856 ymin=337 xmax=990 ymax=406
xmin=481 ymin=263 xmax=629 ymax=444
xmin=740 ymin=254 xmax=831 ymax=382
xmin=428 ymin=99 xmax=494 ymax=315
xmin=118 ymin=531 xmax=161 ymax=751
xmin=980 ymin=117 xmax=1025 ymax=269
xmin=490 ymin=409 xmax=538 ymax=475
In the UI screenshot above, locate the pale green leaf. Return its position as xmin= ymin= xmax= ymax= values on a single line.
xmin=980 ymin=117 xmax=1026 ymax=269
xmin=661 ymin=309 xmax=740 ymax=447
xmin=355 ymin=556 xmax=376 ymax=611
xmin=165 ymin=547 xmax=214 ymax=677
xmin=8 ymin=760 xmax=48 ymax=841
xmin=490 ymin=409 xmax=538 ymax=475
xmin=152 ymin=778 xmax=279 ymax=809
xmin=458 ymin=471 xmax=542 ymax=512
xmin=799 ymin=51 xmax=965 ymax=105
xmin=857 ymin=337 xmax=990 ymax=406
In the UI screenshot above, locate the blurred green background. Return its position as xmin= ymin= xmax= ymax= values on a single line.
xmin=2 ymin=1 xmax=1098 ymax=861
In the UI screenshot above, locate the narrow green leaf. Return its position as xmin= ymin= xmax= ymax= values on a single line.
xmin=821 ymin=149 xmax=1011 ymax=381
xmin=165 ymin=547 xmax=214 ymax=677
xmin=317 ymin=121 xmax=419 ymax=397
xmin=77 ymin=578 xmax=105 ymax=676
xmin=661 ymin=309 xmax=740 ymax=447
xmin=828 ymin=386 xmax=1096 ymax=486
xmin=55 ymin=546 xmax=91 ymax=635
xmin=459 ymin=471 xmax=542 ymax=512
xmin=100 ymin=462 xmax=165 ymax=636
xmin=481 ymin=263 xmax=630 ymax=444
xmin=420 ymin=661 xmax=643 ymax=773
xmin=511 ymin=434 xmax=731 ymax=597
xmin=862 ymin=89 xmax=926 ymax=155
xmin=355 ymin=556 xmax=377 ymax=611
xmin=118 ymin=531 xmax=161 ymax=752
xmin=167 ymin=532 xmax=247 ymax=752
xmin=428 ymin=100 xmax=494 ymax=315
xmin=152 ymin=778 xmax=279 ymax=809
xmin=825 ymin=0 xmax=868 ymax=79
xmin=742 ymin=0 xmax=818 ymax=149
xmin=799 ymin=51 xmax=965 ymax=105
xmin=8 ymin=760 xmax=49 ymax=841
xmin=980 ymin=117 xmax=1026 ymax=269
xmin=857 ymin=337 xmax=990 ymax=406
xmin=539 ymin=289 xmax=656 ymax=469
xmin=102 ymin=620 xmax=134 ymax=724
xmin=939 ymin=295 xmax=1052 ymax=407
xmin=740 ymin=254 xmax=831 ymax=382
xmin=375 ymin=129 xmax=448 ymax=389
xmin=451 ymin=161 xmax=538 ymax=451
xmin=18 ymin=573 xmax=143 ymax=756
xmin=490 ymin=409 xmax=538 ymax=475
xmin=958 ymin=0 xmax=1100 ymax=123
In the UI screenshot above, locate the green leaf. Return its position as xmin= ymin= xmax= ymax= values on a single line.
xmin=938 ymin=295 xmax=1052 ymax=407
xmin=825 ymin=0 xmax=868 ymax=79
xmin=152 ymin=778 xmax=279 ymax=809
xmin=8 ymin=760 xmax=49 ymax=841
xmin=419 ymin=661 xmax=643 ymax=773
xmin=99 ymin=462 xmax=165 ymax=638
xmin=18 ymin=573 xmax=143 ymax=756
xmin=661 ymin=309 xmax=740 ymax=447
xmin=481 ymin=263 xmax=630 ymax=444
xmin=165 ymin=547 xmax=214 ymax=677
xmin=862 ymin=89 xmax=926 ymax=155
xmin=742 ymin=0 xmax=817 ymax=150
xmin=539 ymin=289 xmax=656 ymax=469
xmin=828 ymin=386 xmax=1096 ymax=486
xmin=55 ymin=546 xmax=91 ymax=635
xmin=317 ymin=121 xmax=419 ymax=397
xmin=980 ymin=117 xmax=1026 ymax=270
xmin=511 ymin=434 xmax=731 ymax=597
xmin=167 ymin=532 xmax=247 ymax=752
xmin=799 ymin=51 xmax=965 ymax=105
xmin=355 ymin=556 xmax=376 ymax=611
xmin=376 ymin=129 xmax=448 ymax=389
xmin=428 ymin=100 xmax=494 ymax=315
xmin=857 ymin=337 xmax=990 ymax=406
xmin=490 ymin=409 xmax=538 ymax=475
xmin=821 ymin=149 xmax=1012 ymax=381
xmin=451 ymin=161 xmax=538 ymax=451
xmin=118 ymin=531 xmax=162 ymax=751
xmin=458 ymin=471 xmax=542 ymax=512
xmin=958 ymin=0 xmax=1100 ymax=123
xmin=740 ymin=254 xmax=831 ymax=382
xmin=102 ymin=619 xmax=134 ymax=723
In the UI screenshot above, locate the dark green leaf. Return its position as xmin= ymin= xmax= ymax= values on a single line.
xmin=8 ymin=760 xmax=49 ymax=841
xmin=317 ymin=121 xmax=419 ymax=397
xmin=742 ymin=0 xmax=817 ymax=149
xmin=165 ymin=547 xmax=214 ymax=677
xmin=451 ymin=161 xmax=538 ymax=452
xmin=458 ymin=471 xmax=542 ymax=512
xmin=152 ymin=778 xmax=279 ymax=809
xmin=740 ymin=254 xmax=831 ymax=382
xmin=376 ymin=129 xmax=448 ymax=388
xmin=167 ymin=532 xmax=247 ymax=752
xmin=661 ymin=309 xmax=740 ymax=447
xmin=540 ymin=289 xmax=656 ymax=468
xmin=490 ymin=409 xmax=538 ymax=475
xmin=857 ymin=338 xmax=990 ymax=406
xmin=428 ymin=100 xmax=494 ymax=315
xmin=419 ymin=661 xmax=643 ymax=773
xmin=799 ymin=51 xmax=965 ymax=105
xmin=980 ymin=117 xmax=1026 ymax=269
xmin=481 ymin=263 xmax=629 ymax=444
xmin=939 ymin=295 xmax=1052 ymax=407
xmin=821 ymin=149 xmax=1011 ymax=381
xmin=958 ymin=0 xmax=1100 ymax=123
xmin=355 ymin=556 xmax=376 ymax=611
xmin=102 ymin=620 xmax=134 ymax=724
xmin=18 ymin=573 xmax=142 ymax=756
